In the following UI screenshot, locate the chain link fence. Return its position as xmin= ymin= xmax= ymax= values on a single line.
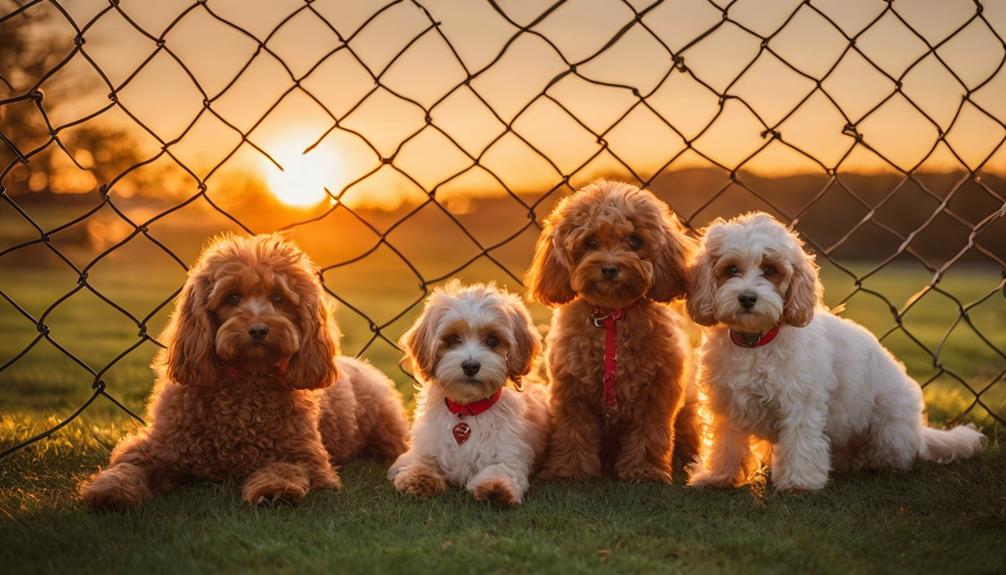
xmin=1 ymin=0 xmax=1004 ymax=460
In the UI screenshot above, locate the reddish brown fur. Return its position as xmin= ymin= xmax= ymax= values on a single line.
xmin=79 ymin=235 xmax=408 ymax=509
xmin=527 ymin=180 xmax=700 ymax=482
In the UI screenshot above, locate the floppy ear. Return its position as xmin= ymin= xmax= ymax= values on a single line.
xmin=648 ymin=212 xmax=695 ymax=302
xmin=526 ymin=222 xmax=575 ymax=306
xmin=685 ymin=222 xmax=724 ymax=327
xmin=784 ymin=241 xmax=821 ymax=328
xmin=166 ymin=270 xmax=218 ymax=386
xmin=284 ymin=269 xmax=339 ymax=390
xmin=502 ymin=297 xmax=541 ymax=390
xmin=399 ymin=298 xmax=442 ymax=381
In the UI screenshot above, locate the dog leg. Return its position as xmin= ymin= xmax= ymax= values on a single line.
xmin=771 ymin=407 xmax=831 ymax=491
xmin=688 ymin=415 xmax=752 ymax=488
xmin=242 ymin=462 xmax=313 ymax=505
xmin=80 ymin=433 xmax=166 ymax=510
xmin=539 ymin=393 xmax=602 ymax=481
xmin=392 ymin=457 xmax=448 ymax=498
xmin=468 ymin=463 xmax=529 ymax=507
xmin=614 ymin=404 xmax=674 ymax=483
xmin=80 ymin=462 xmax=155 ymax=511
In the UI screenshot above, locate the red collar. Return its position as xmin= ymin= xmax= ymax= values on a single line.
xmin=591 ymin=300 xmax=642 ymax=414
xmin=729 ymin=325 xmax=781 ymax=348
xmin=222 ymin=360 xmax=288 ymax=381
xmin=444 ymin=388 xmax=503 ymax=417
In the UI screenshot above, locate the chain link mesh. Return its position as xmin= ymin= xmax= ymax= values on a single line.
xmin=1 ymin=0 xmax=1004 ymax=459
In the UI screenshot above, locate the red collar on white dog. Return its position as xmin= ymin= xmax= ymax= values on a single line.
xmin=444 ymin=389 xmax=503 ymax=417
xmin=591 ymin=300 xmax=641 ymax=416
xmin=444 ymin=389 xmax=503 ymax=445
xmin=729 ymin=325 xmax=781 ymax=348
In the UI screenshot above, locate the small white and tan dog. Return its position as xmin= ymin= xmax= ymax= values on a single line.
xmin=686 ymin=212 xmax=984 ymax=491
xmin=388 ymin=281 xmax=549 ymax=506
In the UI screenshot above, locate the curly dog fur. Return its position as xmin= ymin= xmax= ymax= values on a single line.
xmin=527 ymin=180 xmax=700 ymax=483
xmin=80 ymin=235 xmax=408 ymax=509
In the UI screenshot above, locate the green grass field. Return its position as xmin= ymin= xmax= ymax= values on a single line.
xmin=2 ymin=258 xmax=1005 ymax=574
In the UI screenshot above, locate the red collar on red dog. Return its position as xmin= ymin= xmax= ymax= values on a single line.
xmin=729 ymin=325 xmax=781 ymax=348
xmin=221 ymin=359 xmax=288 ymax=381
xmin=590 ymin=299 xmax=642 ymax=415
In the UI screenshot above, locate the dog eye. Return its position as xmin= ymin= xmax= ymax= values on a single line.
xmin=724 ymin=265 xmax=740 ymax=277
xmin=485 ymin=334 xmax=500 ymax=348
xmin=225 ymin=293 xmax=241 ymax=305
xmin=269 ymin=293 xmax=283 ymax=304
xmin=761 ymin=265 xmax=777 ymax=277
xmin=444 ymin=334 xmax=461 ymax=347
xmin=584 ymin=237 xmax=599 ymax=250
xmin=628 ymin=234 xmax=644 ymax=250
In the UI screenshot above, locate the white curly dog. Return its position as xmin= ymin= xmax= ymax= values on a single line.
xmin=685 ymin=212 xmax=984 ymax=491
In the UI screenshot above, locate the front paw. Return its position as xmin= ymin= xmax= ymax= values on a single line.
xmin=771 ymin=471 xmax=828 ymax=493
xmin=80 ymin=463 xmax=152 ymax=511
xmin=242 ymin=466 xmax=310 ymax=505
xmin=538 ymin=460 xmax=600 ymax=482
xmin=472 ymin=477 xmax=521 ymax=508
xmin=393 ymin=465 xmax=447 ymax=498
xmin=615 ymin=461 xmax=672 ymax=484
xmin=687 ymin=468 xmax=740 ymax=489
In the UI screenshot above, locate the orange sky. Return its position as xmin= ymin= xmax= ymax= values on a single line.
xmin=27 ymin=0 xmax=1006 ymax=208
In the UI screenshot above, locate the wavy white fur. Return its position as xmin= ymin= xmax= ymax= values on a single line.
xmin=389 ymin=383 xmax=548 ymax=503
xmin=686 ymin=213 xmax=985 ymax=491
xmin=388 ymin=282 xmax=549 ymax=506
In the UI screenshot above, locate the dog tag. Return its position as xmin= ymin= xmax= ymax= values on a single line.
xmin=452 ymin=422 xmax=471 ymax=444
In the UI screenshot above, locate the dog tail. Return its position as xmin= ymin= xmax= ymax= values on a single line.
xmin=919 ymin=424 xmax=985 ymax=463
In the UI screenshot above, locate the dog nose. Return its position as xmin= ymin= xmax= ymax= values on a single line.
xmin=738 ymin=293 xmax=758 ymax=310
xmin=248 ymin=324 xmax=269 ymax=341
xmin=601 ymin=265 xmax=619 ymax=279
xmin=461 ymin=360 xmax=481 ymax=377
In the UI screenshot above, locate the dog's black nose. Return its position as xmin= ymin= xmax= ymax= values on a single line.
xmin=248 ymin=324 xmax=269 ymax=340
xmin=461 ymin=360 xmax=481 ymax=377
xmin=738 ymin=293 xmax=758 ymax=310
xmin=601 ymin=265 xmax=619 ymax=278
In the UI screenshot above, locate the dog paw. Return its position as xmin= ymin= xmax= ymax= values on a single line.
xmin=538 ymin=463 xmax=599 ymax=482
xmin=313 ymin=467 xmax=343 ymax=491
xmin=472 ymin=477 xmax=521 ymax=508
xmin=79 ymin=463 xmax=152 ymax=511
xmin=686 ymin=470 xmax=738 ymax=489
xmin=615 ymin=463 xmax=672 ymax=484
xmin=771 ymin=475 xmax=827 ymax=493
xmin=393 ymin=466 xmax=447 ymax=498
xmin=242 ymin=468 xmax=310 ymax=506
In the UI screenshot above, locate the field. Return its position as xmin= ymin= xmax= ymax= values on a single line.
xmin=1 ymin=249 xmax=1005 ymax=573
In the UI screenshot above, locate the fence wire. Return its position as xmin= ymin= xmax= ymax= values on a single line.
xmin=1 ymin=0 xmax=1005 ymax=459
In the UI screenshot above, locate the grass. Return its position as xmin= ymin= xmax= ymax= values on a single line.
xmin=2 ymin=259 xmax=1005 ymax=573
xmin=1 ymin=417 xmax=1004 ymax=574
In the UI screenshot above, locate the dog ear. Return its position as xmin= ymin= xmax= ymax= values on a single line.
xmin=526 ymin=222 xmax=575 ymax=306
xmin=685 ymin=220 xmax=724 ymax=326
xmin=166 ymin=269 xmax=218 ymax=386
xmin=399 ymin=297 xmax=443 ymax=381
xmin=648 ymin=211 xmax=695 ymax=302
xmin=784 ymin=241 xmax=821 ymax=327
xmin=284 ymin=269 xmax=339 ymax=390
xmin=503 ymin=296 xmax=541 ymax=389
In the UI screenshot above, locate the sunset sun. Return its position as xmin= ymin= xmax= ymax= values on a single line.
xmin=261 ymin=138 xmax=341 ymax=208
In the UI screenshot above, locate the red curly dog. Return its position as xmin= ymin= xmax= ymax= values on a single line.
xmin=527 ymin=180 xmax=699 ymax=483
xmin=80 ymin=235 xmax=408 ymax=509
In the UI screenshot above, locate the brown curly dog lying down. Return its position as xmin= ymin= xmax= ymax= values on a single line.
xmin=527 ymin=180 xmax=700 ymax=483
xmin=80 ymin=235 xmax=409 ymax=509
